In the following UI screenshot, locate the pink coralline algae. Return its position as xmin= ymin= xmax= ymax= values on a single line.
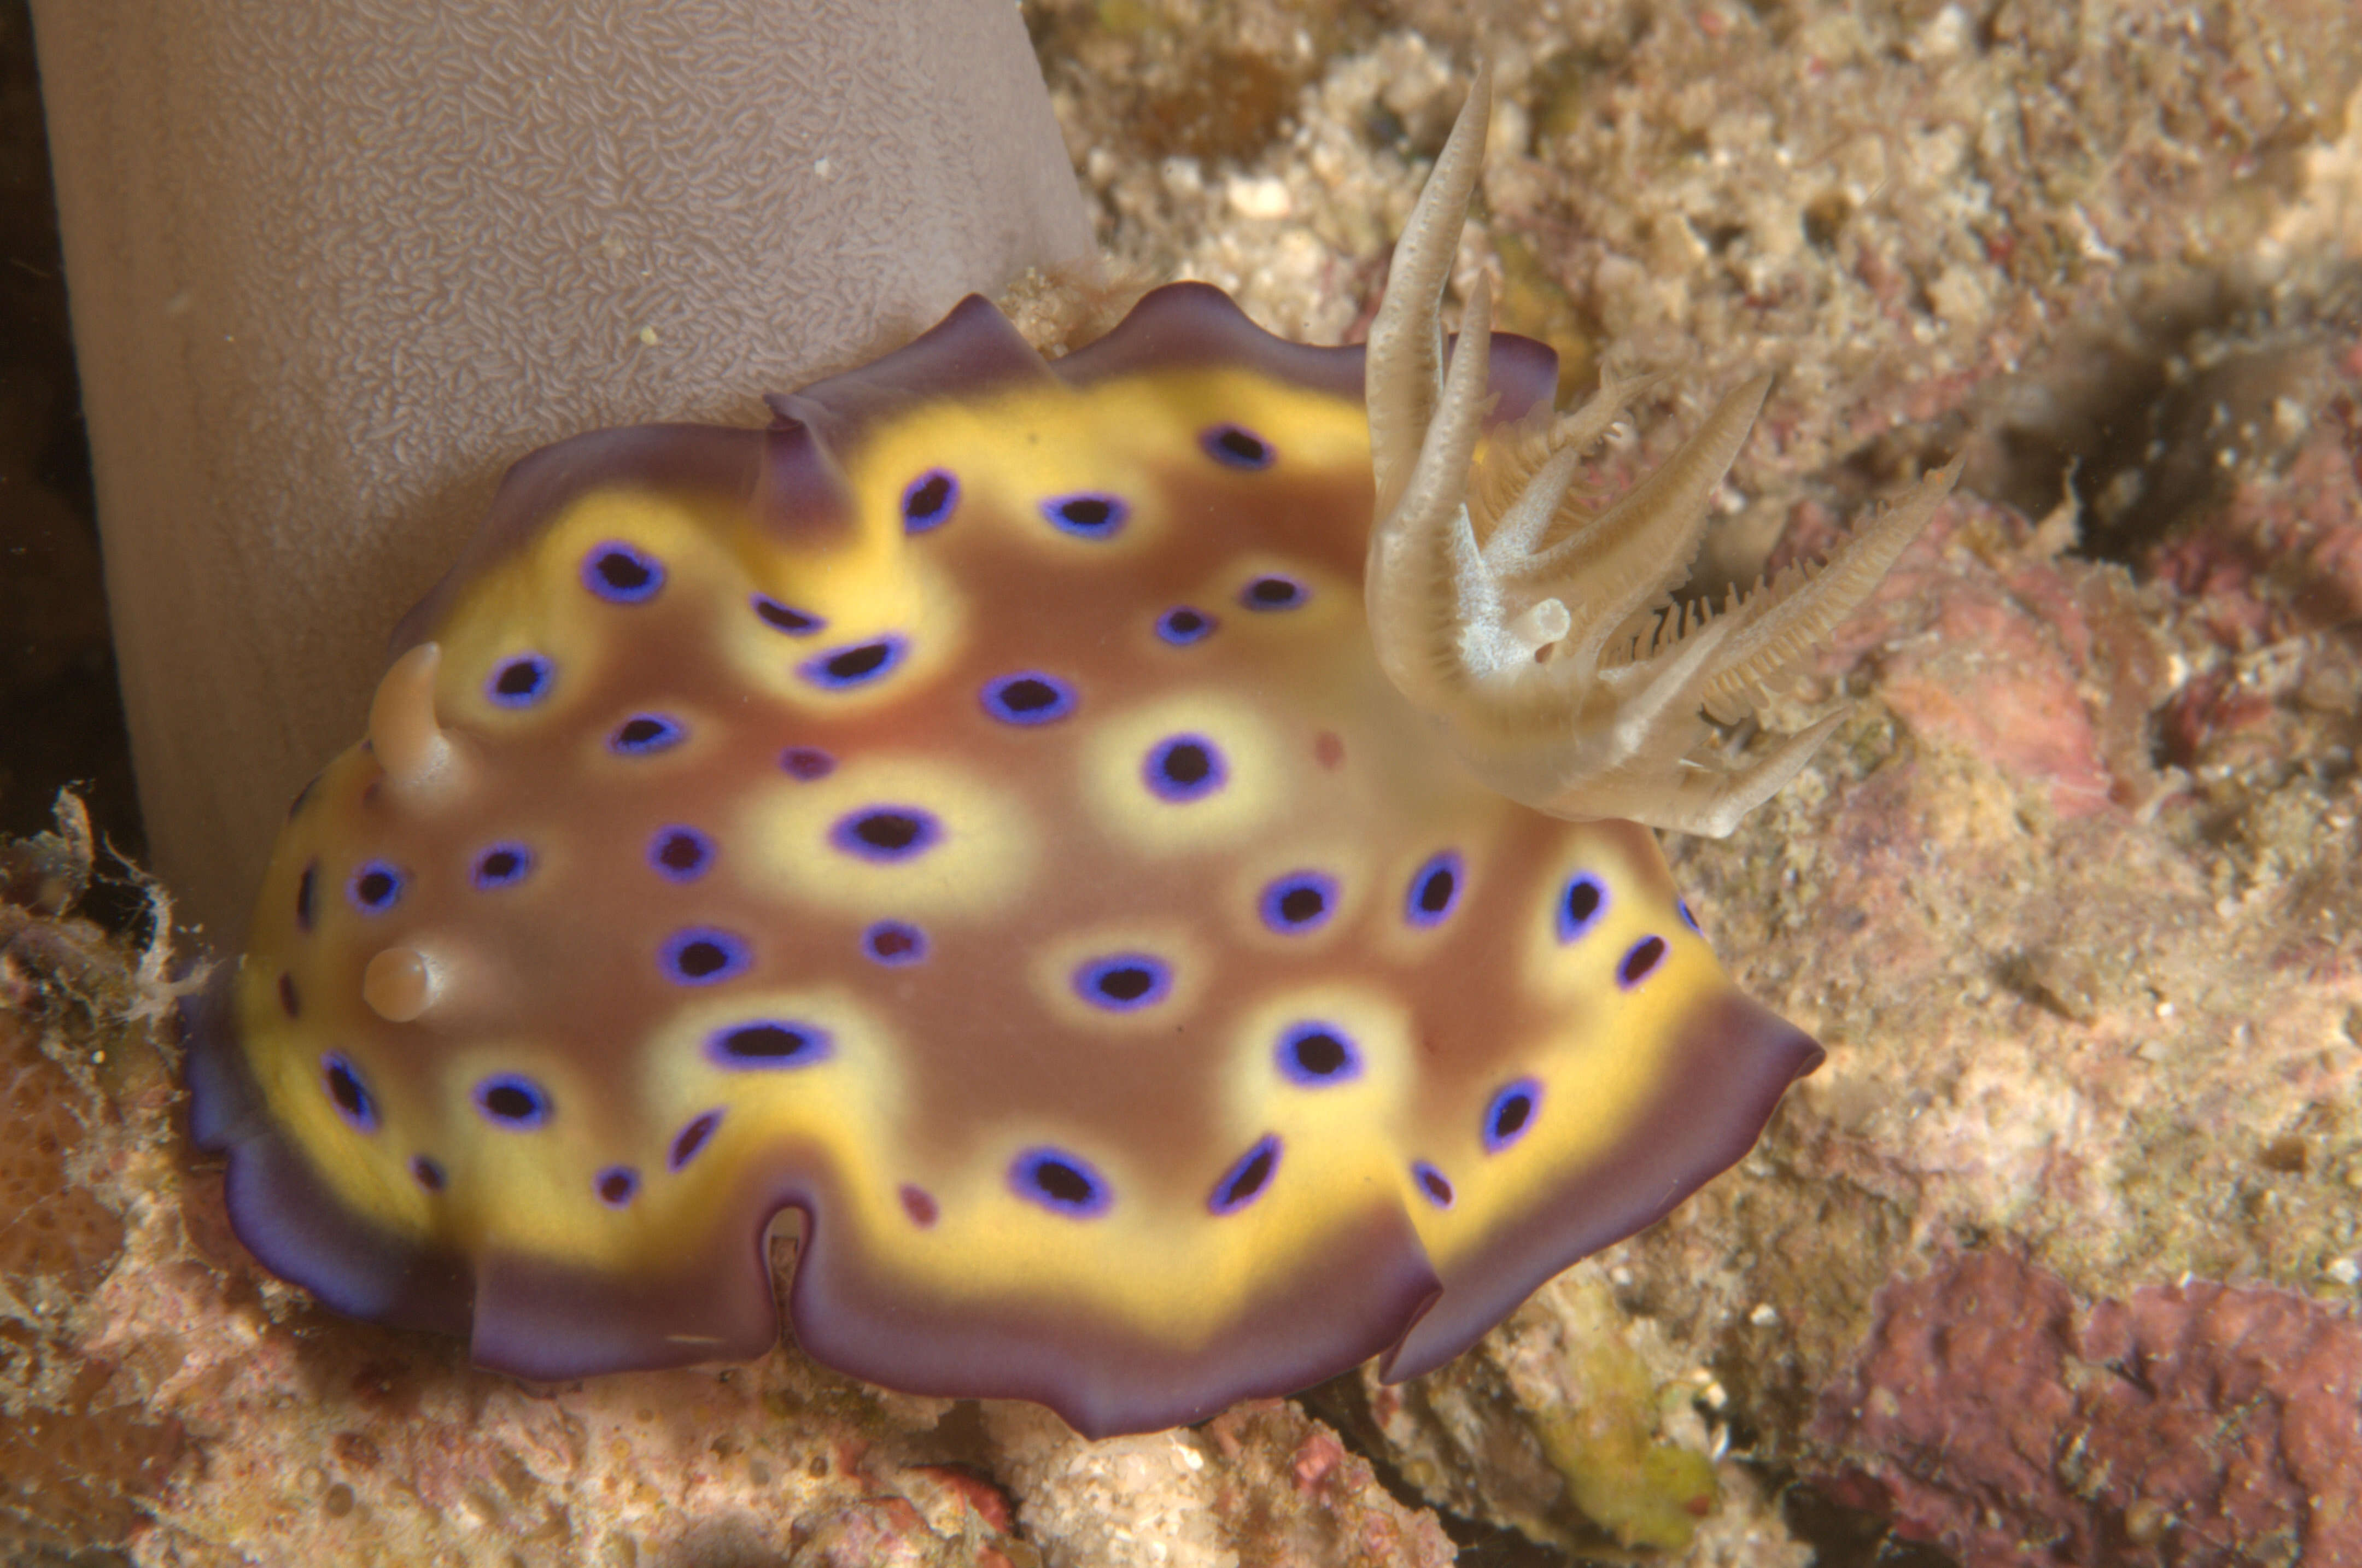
xmin=1780 ymin=488 xmax=2174 ymax=820
xmin=1811 ymin=1251 xmax=2362 ymax=1566
xmin=2151 ymin=370 xmax=2362 ymax=647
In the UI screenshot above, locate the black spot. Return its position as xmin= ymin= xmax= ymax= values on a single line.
xmin=826 ymin=642 xmax=893 ymax=682
xmin=592 ymin=549 xmax=654 ymax=595
xmin=610 ymin=713 xmax=685 ymax=754
xmin=1201 ymin=423 xmax=1274 ymax=469
xmin=1043 ymin=492 xmax=1128 ymax=538
xmin=352 ymin=864 xmax=401 ymax=912
xmin=472 ymin=842 xmax=534 ymax=891
xmin=1619 ymin=935 xmax=1668 ymax=987
xmin=900 ymin=1185 xmax=939 ymax=1226
xmin=411 ymin=1156 xmax=446 ymax=1191
xmin=1032 ymin=1159 xmax=1095 ymax=1206
xmin=799 ymin=634 xmax=910 ymax=691
xmin=1242 ymin=575 xmax=1307 ymax=610
xmin=1259 ymin=869 xmax=1342 ymax=934
xmin=1073 ymin=953 xmax=1172 ymax=1011
xmin=1211 ymin=1138 xmax=1281 ymax=1214
xmin=1002 ymin=678 xmax=1057 ymax=712
xmin=597 ymin=1167 xmax=639 ymax=1206
xmin=296 ymin=862 xmax=318 ymax=931
xmin=1143 ymin=734 xmax=1227 ymax=803
xmin=1476 ymin=1074 xmax=1544 ymax=1150
xmin=652 ymin=829 xmax=711 ymax=879
xmin=717 ymin=1023 xmax=821 ymax=1062
xmin=1405 ymin=850 xmax=1466 ymax=928
xmin=325 ymin=1058 xmax=370 ymax=1122
xmin=1161 ymin=744 xmax=1209 ymax=786
xmin=1275 ymin=1022 xmax=1361 ymax=1086
xmin=1011 ymin=1147 xmax=1112 ymax=1214
xmin=1556 ymin=874 xmax=1610 ymax=943
xmin=1417 ymin=1164 xmax=1455 ymax=1207
xmin=752 ymin=595 xmax=822 ymax=634
xmin=481 ymin=1082 xmax=541 ymax=1121
xmin=1096 ymin=967 xmax=1154 ymax=1003
xmin=853 ymin=812 xmax=923 ymax=852
xmin=278 ymin=972 xmax=301 ymax=1018
xmin=1290 ymin=1031 xmax=1348 ymax=1076
xmin=670 ymin=1110 xmax=721 ymax=1170
xmin=493 ymin=659 xmax=546 ymax=699
xmin=661 ymin=926 xmax=752 ymax=987
xmin=575 ymin=540 xmax=665 ymax=606
xmin=863 ymin=921 xmax=925 ymax=964
xmin=979 ymin=671 xmax=1078 ymax=727
xmin=674 ymin=941 xmax=730 ymax=979
xmin=903 ymin=469 xmax=958 ymax=531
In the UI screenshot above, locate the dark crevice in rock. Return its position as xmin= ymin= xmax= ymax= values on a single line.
xmin=1972 ymin=266 xmax=2359 ymax=570
xmin=1780 ymin=1476 xmax=1964 ymax=1568
xmin=1297 ymin=1374 xmax=1604 ymax=1568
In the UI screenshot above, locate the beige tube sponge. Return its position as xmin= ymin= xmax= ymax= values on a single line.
xmin=31 ymin=0 xmax=1092 ymax=939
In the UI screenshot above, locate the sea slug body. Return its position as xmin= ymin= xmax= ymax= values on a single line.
xmin=187 ymin=63 xmax=1951 ymax=1437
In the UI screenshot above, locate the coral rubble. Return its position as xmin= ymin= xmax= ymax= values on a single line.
xmin=1814 ymin=1251 xmax=2362 ymax=1566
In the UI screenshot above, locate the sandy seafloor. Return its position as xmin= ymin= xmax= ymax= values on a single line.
xmin=4 ymin=1 xmax=2361 ymax=1564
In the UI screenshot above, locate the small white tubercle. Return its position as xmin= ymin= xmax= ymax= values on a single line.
xmin=363 ymin=945 xmax=445 ymax=1023
xmin=368 ymin=642 xmax=469 ymax=803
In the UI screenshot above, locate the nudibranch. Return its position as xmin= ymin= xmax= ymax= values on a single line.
xmin=188 ymin=66 xmax=1954 ymax=1437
